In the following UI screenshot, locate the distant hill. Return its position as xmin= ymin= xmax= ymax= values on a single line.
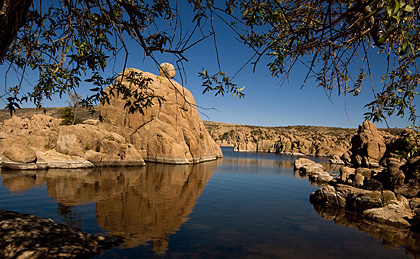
xmin=0 ymin=107 xmax=100 ymax=123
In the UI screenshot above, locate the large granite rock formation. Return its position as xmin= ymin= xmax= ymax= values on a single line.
xmin=100 ymin=66 xmax=223 ymax=164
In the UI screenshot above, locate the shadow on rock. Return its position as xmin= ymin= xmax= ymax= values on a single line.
xmin=0 ymin=209 xmax=122 ymax=258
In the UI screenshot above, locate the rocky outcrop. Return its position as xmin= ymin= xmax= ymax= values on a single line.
xmin=350 ymin=121 xmax=389 ymax=167
xmin=100 ymin=67 xmax=222 ymax=164
xmin=308 ymin=120 xmax=420 ymax=231
xmin=310 ymin=184 xmax=414 ymax=227
xmin=0 ymin=209 xmax=122 ymax=258
xmin=0 ymin=115 xmax=144 ymax=169
xmin=0 ymin=115 xmax=61 ymax=152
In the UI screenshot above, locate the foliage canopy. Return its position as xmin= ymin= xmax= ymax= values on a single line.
xmin=0 ymin=0 xmax=419 ymax=124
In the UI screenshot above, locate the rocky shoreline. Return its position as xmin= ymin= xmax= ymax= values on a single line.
xmin=294 ymin=121 xmax=420 ymax=233
xmin=0 ymin=209 xmax=122 ymax=258
xmin=204 ymin=121 xmax=403 ymax=158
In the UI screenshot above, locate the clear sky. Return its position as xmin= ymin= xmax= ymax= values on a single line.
xmin=0 ymin=1 xmax=418 ymax=129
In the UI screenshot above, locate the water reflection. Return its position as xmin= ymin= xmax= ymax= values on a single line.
xmin=0 ymin=161 xmax=217 ymax=254
xmin=222 ymin=157 xmax=339 ymax=174
xmin=1 ymin=170 xmax=46 ymax=192
xmin=222 ymin=157 xmax=296 ymax=169
xmin=311 ymin=202 xmax=420 ymax=257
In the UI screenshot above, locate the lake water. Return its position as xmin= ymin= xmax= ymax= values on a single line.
xmin=0 ymin=147 xmax=417 ymax=258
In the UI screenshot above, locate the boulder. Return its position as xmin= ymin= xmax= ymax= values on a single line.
xmin=394 ymin=179 xmax=420 ymax=197
xmin=37 ymin=149 xmax=94 ymax=169
xmin=100 ymin=66 xmax=222 ymax=164
xmin=354 ymin=173 xmax=365 ymax=188
xmin=159 ymin=62 xmax=175 ymax=78
xmin=311 ymin=183 xmax=399 ymax=211
xmin=363 ymin=201 xmax=415 ymax=228
xmin=309 ymin=170 xmax=334 ymax=182
xmin=351 ymin=121 xmax=386 ymax=167
xmin=309 ymin=185 xmax=347 ymax=207
xmin=3 ymin=144 xmax=37 ymax=163
xmin=385 ymin=158 xmax=405 ymax=189
xmin=337 ymin=166 xmax=356 ymax=184
xmin=341 ymin=152 xmax=351 ymax=164
xmin=294 ymin=158 xmax=323 ymax=171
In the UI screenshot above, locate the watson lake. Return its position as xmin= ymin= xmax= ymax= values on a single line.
xmin=1 ymin=147 xmax=418 ymax=258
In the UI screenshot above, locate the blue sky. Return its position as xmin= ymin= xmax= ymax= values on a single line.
xmin=0 ymin=1 xmax=418 ymax=129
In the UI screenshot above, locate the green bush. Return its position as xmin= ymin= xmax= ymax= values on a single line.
xmin=60 ymin=107 xmax=82 ymax=125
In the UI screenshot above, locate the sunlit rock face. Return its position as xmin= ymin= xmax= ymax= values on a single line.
xmin=0 ymin=115 xmax=61 ymax=153
xmin=5 ymin=162 xmax=217 ymax=253
xmin=0 ymin=114 xmax=145 ymax=168
xmin=351 ymin=121 xmax=387 ymax=167
xmin=100 ymin=66 xmax=223 ymax=164
xmin=56 ymin=124 xmax=145 ymax=166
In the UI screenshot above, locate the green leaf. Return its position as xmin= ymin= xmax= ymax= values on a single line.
xmin=405 ymin=5 xmax=415 ymax=12
xmin=377 ymin=27 xmax=398 ymax=45
xmin=393 ymin=0 xmax=400 ymax=16
xmin=400 ymin=38 xmax=409 ymax=55
xmin=242 ymin=8 xmax=250 ymax=19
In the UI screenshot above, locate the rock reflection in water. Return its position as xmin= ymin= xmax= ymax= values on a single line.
xmin=94 ymin=162 xmax=215 ymax=252
xmin=311 ymin=202 xmax=420 ymax=258
xmin=1 ymin=170 xmax=46 ymax=192
xmin=222 ymin=157 xmax=296 ymax=170
xmin=0 ymin=161 xmax=216 ymax=254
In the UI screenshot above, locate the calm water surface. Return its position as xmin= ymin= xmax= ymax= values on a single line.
xmin=0 ymin=147 xmax=417 ymax=258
